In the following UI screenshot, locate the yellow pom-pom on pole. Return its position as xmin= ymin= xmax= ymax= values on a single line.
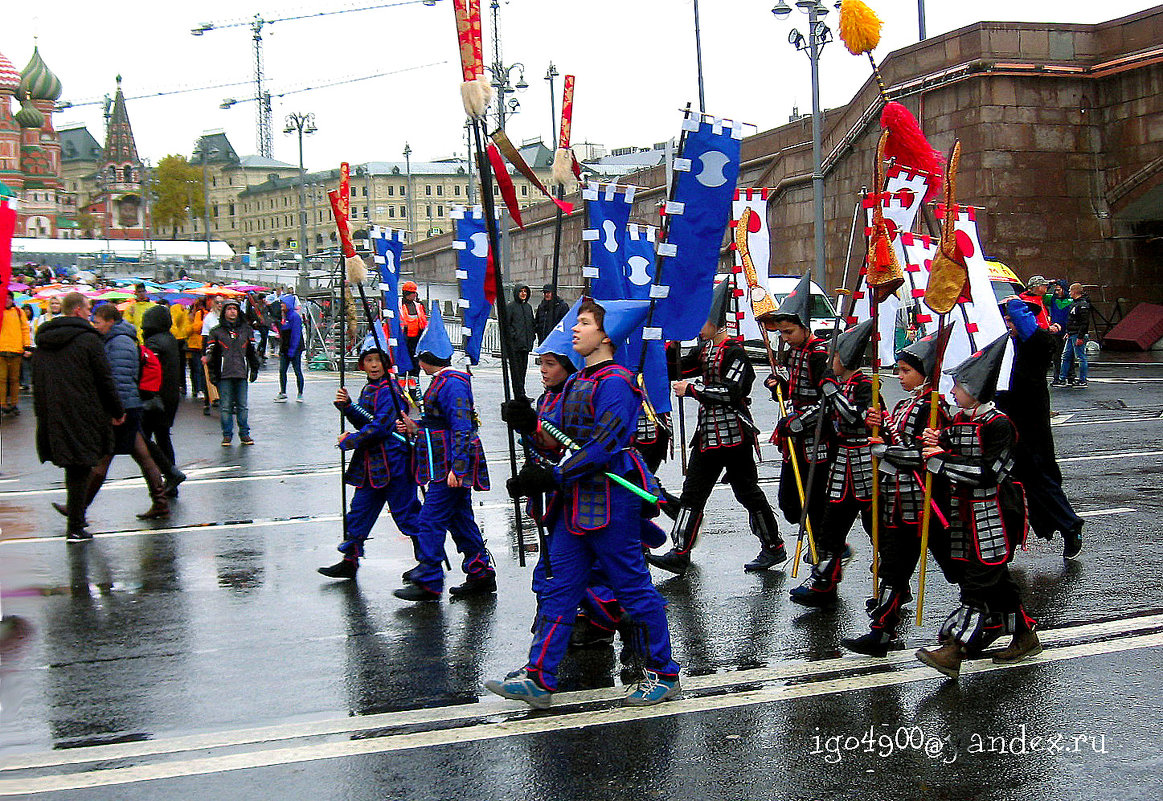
xmin=839 ymin=0 xmax=883 ymax=56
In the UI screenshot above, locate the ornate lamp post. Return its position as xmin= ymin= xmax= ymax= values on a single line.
xmin=283 ymin=111 xmax=316 ymax=279
xmin=772 ymin=0 xmax=833 ymax=286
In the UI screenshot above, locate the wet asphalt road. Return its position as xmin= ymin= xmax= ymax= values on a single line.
xmin=1 ymin=356 xmax=1162 ymax=800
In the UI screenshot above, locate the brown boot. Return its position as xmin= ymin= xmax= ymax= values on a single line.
xmin=137 ymin=499 xmax=170 ymax=520
xmin=991 ymin=628 xmax=1042 ymax=664
xmin=915 ymin=641 xmax=965 ymax=679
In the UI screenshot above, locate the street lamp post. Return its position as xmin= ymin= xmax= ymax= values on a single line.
xmin=403 ymin=142 xmax=415 ymax=276
xmin=918 ymin=0 xmax=927 ymax=40
xmin=545 ymin=62 xmax=559 ymax=147
xmin=193 ymin=139 xmax=221 ymax=263
xmin=486 ymin=0 xmax=527 ymax=130
xmin=773 ymin=0 xmax=832 ymax=287
xmin=283 ymin=111 xmax=316 ymax=281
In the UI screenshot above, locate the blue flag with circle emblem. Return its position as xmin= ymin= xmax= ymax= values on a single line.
xmin=452 ymin=206 xmax=491 ymax=364
xmin=652 ymin=116 xmax=742 ymax=341
xmin=371 ymin=226 xmax=411 ymax=373
xmin=616 ymin=224 xmax=671 ymax=415
xmin=582 ymin=183 xmax=635 ymax=299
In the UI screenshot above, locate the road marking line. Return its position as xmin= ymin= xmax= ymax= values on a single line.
xmin=0 ymin=515 xmax=342 ymax=546
xmin=1053 ymin=416 xmax=1163 ymax=427
xmin=1075 ymin=507 xmax=1135 ymax=517
xmin=2 ymin=630 xmax=1159 ymax=795
xmin=3 ymin=613 xmax=1160 ymax=774
xmin=1059 ymin=450 xmax=1163 ymax=463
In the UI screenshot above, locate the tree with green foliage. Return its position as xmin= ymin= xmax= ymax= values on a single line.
xmin=153 ymin=154 xmax=204 ymax=239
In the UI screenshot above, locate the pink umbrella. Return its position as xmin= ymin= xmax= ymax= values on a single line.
xmin=225 ymin=283 xmax=270 ymax=292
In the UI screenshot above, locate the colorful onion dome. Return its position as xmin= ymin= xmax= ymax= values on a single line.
xmin=20 ymin=46 xmax=62 ymax=102
xmin=0 ymin=50 xmax=20 ymax=94
xmin=14 ymin=96 xmax=44 ymax=128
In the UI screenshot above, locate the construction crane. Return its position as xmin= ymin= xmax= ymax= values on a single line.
xmin=191 ymin=0 xmax=443 ymax=158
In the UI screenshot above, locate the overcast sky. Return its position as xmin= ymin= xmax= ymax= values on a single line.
xmin=4 ymin=1 xmax=1155 ymax=170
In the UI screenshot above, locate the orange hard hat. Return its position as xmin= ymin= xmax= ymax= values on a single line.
xmin=401 ymin=280 xmax=418 ymax=293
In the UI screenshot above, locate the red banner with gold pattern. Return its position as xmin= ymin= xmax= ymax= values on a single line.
xmin=327 ymin=190 xmax=357 ymax=258
xmin=559 ymin=75 xmax=575 ymax=149
xmin=339 ymin=162 xmax=351 ymax=222
xmin=452 ymin=0 xmax=484 ymax=81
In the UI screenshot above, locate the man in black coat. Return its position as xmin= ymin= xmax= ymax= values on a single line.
xmin=141 ymin=304 xmax=187 ymax=496
xmin=32 ymin=292 xmax=124 ymax=541
xmin=506 ymin=283 xmax=535 ymax=398
xmin=996 ymin=297 xmax=1084 ymax=559
xmin=534 ymin=284 xmax=569 ymax=345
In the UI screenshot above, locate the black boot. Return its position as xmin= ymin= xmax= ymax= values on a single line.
xmin=646 ymin=507 xmax=700 ymax=576
xmin=449 ymin=572 xmax=497 ymax=598
xmin=789 ymin=551 xmax=842 ymax=607
xmin=744 ymin=509 xmax=787 ymax=571
xmin=163 ymin=469 xmax=187 ymax=498
xmin=318 ymin=558 xmax=359 ymax=579
xmin=844 ymin=584 xmax=908 ymax=656
xmin=842 ymin=630 xmax=905 ymax=657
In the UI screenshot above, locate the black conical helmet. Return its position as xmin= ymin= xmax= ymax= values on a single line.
xmin=895 ymin=321 xmax=954 ymax=377
xmin=946 ymin=333 xmax=1009 ymax=403
xmin=833 ymin=318 xmax=875 ymax=371
xmin=770 ymin=272 xmax=813 ymax=328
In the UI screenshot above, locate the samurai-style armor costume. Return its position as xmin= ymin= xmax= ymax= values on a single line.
xmin=790 ymin=321 xmax=877 ymax=606
xmin=633 ymin=409 xmax=671 ymax=473
xmin=917 ymin=335 xmax=1038 ymax=677
xmin=649 ymin=282 xmax=785 ymax=575
xmin=334 ymin=370 xmax=422 ymax=562
xmin=842 ymin=328 xmax=958 ymax=656
xmin=520 ymin=359 xmax=679 ymax=692
xmin=768 ymin=274 xmax=834 ymax=537
xmin=406 ymin=366 xmax=494 ymax=596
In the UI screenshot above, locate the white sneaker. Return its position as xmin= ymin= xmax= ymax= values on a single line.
xmin=296 ymin=393 xmax=304 ymax=403
xmin=274 ymin=393 xmax=287 ymax=403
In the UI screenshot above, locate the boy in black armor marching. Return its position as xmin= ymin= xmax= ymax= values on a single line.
xmin=765 ymin=273 xmax=833 ymax=546
xmin=916 ymin=334 xmax=1040 ymax=679
xmin=842 ymin=327 xmax=954 ymax=656
xmin=647 ymin=281 xmax=786 ymax=576
xmin=789 ymin=319 xmax=877 ymax=607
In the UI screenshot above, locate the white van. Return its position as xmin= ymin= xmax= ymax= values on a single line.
xmin=724 ymin=274 xmax=839 ymax=360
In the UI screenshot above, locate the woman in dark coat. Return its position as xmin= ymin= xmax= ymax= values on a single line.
xmin=32 ymin=294 xmax=124 ymax=539
xmin=995 ymin=297 xmax=1084 ymax=559
xmin=142 ymin=304 xmax=187 ymax=495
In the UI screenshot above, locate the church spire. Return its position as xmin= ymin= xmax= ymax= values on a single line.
xmin=102 ymin=76 xmax=139 ymax=165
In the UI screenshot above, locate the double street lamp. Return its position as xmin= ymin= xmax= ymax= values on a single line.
xmin=283 ymin=111 xmax=316 ymax=276
xmin=772 ymin=0 xmax=833 ymax=287
xmin=192 ymin=138 xmax=221 ymax=263
xmin=486 ymin=0 xmax=527 ymax=130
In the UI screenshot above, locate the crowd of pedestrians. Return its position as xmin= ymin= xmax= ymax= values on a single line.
xmin=1018 ymin=276 xmax=1094 ymax=388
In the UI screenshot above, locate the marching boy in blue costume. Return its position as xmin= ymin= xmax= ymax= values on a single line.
xmin=319 ymin=345 xmax=422 ymax=580
xmin=392 ymin=304 xmax=496 ymax=602
xmin=489 ymin=298 xmax=681 ymax=708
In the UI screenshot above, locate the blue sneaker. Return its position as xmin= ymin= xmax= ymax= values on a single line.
xmin=624 ymin=670 xmax=681 ymax=706
xmin=485 ymin=669 xmax=553 ymax=709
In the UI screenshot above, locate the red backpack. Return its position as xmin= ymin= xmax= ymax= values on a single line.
xmin=139 ymin=344 xmax=163 ymax=393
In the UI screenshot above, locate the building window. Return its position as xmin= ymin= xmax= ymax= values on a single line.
xmin=426 ymin=205 xmax=432 ymax=217
xmin=349 ymin=186 xmax=356 ymax=197
xmin=454 ymin=185 xmax=461 ymax=196
xmin=400 ymin=205 xmax=407 ymax=217
xmin=212 ymin=176 xmax=217 ymax=187
xmin=229 ymin=203 xmax=235 ymax=216
xmin=361 ymin=186 xmax=367 ymax=196
xmin=436 ymin=185 xmax=443 ymax=196
xmin=388 ymin=207 xmax=395 ymax=218
xmin=387 ymin=185 xmax=394 ymax=196
xmin=425 ymin=185 xmax=432 ymax=196
xmin=436 ymin=206 xmax=444 ymax=218
xmin=521 ymin=184 xmax=528 ymax=196
xmin=400 ymin=185 xmax=406 ymax=197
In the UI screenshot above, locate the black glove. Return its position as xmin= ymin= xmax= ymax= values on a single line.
xmin=507 ymin=462 xmax=557 ymax=499
xmin=500 ymin=396 xmax=539 ymax=435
